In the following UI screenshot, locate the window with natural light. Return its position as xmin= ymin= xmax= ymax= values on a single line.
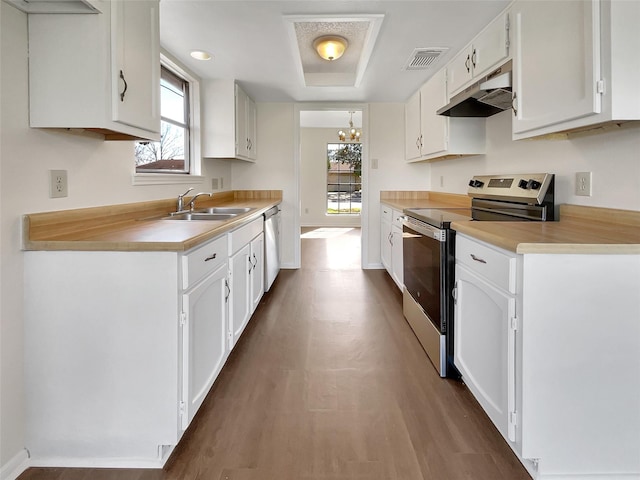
xmin=327 ymin=143 xmax=361 ymax=215
xmin=135 ymin=66 xmax=190 ymax=173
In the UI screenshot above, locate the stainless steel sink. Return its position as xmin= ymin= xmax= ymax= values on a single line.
xmin=194 ymin=207 xmax=254 ymax=215
xmin=165 ymin=212 xmax=237 ymax=221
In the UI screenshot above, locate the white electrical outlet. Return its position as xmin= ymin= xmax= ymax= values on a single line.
xmin=575 ymin=172 xmax=593 ymax=197
xmin=49 ymin=170 xmax=68 ymax=198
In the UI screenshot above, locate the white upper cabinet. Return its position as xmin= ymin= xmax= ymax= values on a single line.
xmin=28 ymin=0 xmax=161 ymax=141
xmin=404 ymin=90 xmax=423 ymax=161
xmin=405 ymin=69 xmax=485 ymax=163
xmin=202 ymin=80 xmax=257 ymax=162
xmin=511 ymin=0 xmax=640 ymax=139
xmin=447 ymin=11 xmax=510 ymax=97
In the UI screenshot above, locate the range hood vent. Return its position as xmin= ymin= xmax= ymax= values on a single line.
xmin=437 ymin=61 xmax=512 ymax=117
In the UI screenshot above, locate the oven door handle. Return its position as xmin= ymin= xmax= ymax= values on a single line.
xmin=403 ymin=218 xmax=446 ymax=242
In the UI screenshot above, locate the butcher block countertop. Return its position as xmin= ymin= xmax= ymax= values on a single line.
xmin=452 ymin=204 xmax=640 ymax=254
xmin=380 ymin=192 xmax=639 ymax=254
xmin=380 ymin=191 xmax=471 ymax=210
xmin=23 ymin=190 xmax=282 ymax=252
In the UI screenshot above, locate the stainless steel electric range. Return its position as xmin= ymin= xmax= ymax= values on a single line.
xmin=402 ymin=173 xmax=555 ymax=378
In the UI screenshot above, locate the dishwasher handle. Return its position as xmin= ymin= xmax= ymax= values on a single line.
xmin=263 ymin=206 xmax=280 ymax=220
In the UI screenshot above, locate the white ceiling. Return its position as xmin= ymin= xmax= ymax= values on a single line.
xmin=159 ymin=1 xmax=510 ymax=104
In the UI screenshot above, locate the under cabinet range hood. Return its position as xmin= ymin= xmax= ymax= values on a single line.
xmin=437 ymin=61 xmax=512 ymax=117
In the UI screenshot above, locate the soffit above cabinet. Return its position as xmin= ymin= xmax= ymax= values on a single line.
xmin=4 ymin=0 xmax=101 ymax=14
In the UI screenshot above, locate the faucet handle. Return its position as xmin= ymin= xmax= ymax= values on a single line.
xmin=178 ymin=187 xmax=194 ymax=199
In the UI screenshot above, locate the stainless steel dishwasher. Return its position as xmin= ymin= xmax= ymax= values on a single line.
xmin=263 ymin=206 xmax=281 ymax=291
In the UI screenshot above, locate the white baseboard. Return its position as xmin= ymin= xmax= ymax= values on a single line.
xmin=0 ymin=449 xmax=29 ymax=480
xmin=28 ymin=456 xmax=165 ymax=469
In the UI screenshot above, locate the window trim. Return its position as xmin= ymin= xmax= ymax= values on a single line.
xmin=132 ymin=50 xmax=202 ymax=186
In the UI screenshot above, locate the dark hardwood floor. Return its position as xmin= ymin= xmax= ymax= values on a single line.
xmin=19 ymin=227 xmax=530 ymax=480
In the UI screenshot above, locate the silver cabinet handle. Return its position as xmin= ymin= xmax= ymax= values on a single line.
xmin=465 ymin=54 xmax=471 ymax=73
xmin=511 ymin=91 xmax=518 ymax=116
xmin=224 ymin=279 xmax=230 ymax=302
xmin=471 ymin=48 xmax=477 ymax=68
xmin=248 ymin=257 xmax=253 ymax=274
xmin=470 ymin=253 xmax=487 ymax=264
xmin=204 ymin=253 xmax=217 ymax=262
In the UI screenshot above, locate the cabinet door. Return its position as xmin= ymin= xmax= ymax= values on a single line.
xmin=454 ymin=264 xmax=516 ymax=441
xmin=250 ymin=233 xmax=264 ymax=311
xmin=181 ymin=263 xmax=229 ymax=429
xmin=390 ymin=225 xmax=403 ymax=290
xmin=111 ymin=0 xmax=160 ymax=133
xmin=512 ymin=0 xmax=601 ymax=135
xmin=230 ymin=243 xmax=251 ymax=348
xmin=235 ymin=85 xmax=249 ymax=158
xmin=246 ymin=96 xmax=257 ymax=160
xmin=471 ymin=12 xmax=509 ymax=80
xmin=380 ymin=219 xmax=392 ymax=272
xmin=419 ymin=70 xmax=448 ymax=157
xmin=404 ymin=90 xmax=423 ymax=161
xmin=447 ymin=47 xmax=474 ymax=96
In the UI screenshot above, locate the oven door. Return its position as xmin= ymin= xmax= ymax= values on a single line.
xmin=402 ymin=218 xmax=446 ymax=333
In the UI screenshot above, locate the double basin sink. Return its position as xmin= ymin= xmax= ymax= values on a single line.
xmin=165 ymin=207 xmax=254 ymax=221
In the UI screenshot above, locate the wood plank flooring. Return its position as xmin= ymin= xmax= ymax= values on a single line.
xmin=19 ymin=227 xmax=530 ymax=480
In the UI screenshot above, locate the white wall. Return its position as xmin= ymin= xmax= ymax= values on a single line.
xmin=300 ymin=128 xmax=361 ymax=228
xmin=429 ymin=110 xmax=640 ymax=211
xmin=231 ymin=102 xmax=297 ymax=268
xmin=0 ymin=4 xmax=229 ymax=474
xmin=365 ymin=103 xmax=433 ymax=268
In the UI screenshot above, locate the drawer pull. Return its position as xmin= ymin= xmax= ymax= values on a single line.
xmin=204 ymin=253 xmax=217 ymax=262
xmin=470 ymin=253 xmax=487 ymax=264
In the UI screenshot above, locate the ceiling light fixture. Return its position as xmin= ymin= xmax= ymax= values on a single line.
xmin=313 ymin=35 xmax=348 ymax=61
xmin=190 ymin=50 xmax=212 ymax=61
xmin=338 ymin=111 xmax=361 ymax=142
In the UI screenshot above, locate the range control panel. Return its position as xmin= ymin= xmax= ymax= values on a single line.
xmin=467 ymin=173 xmax=554 ymax=204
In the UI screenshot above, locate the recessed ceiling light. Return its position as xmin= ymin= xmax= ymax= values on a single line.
xmin=190 ymin=50 xmax=212 ymax=61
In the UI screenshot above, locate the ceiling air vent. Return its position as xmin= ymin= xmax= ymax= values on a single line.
xmin=403 ymin=48 xmax=448 ymax=71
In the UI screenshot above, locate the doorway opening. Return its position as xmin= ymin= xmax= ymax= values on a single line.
xmin=296 ymin=105 xmax=368 ymax=269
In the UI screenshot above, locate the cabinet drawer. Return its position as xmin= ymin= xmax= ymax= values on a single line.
xmin=381 ymin=205 xmax=392 ymax=223
xmin=229 ymin=217 xmax=263 ymax=255
xmin=392 ymin=209 xmax=405 ymax=229
xmin=456 ymin=235 xmax=516 ymax=293
xmin=182 ymin=235 xmax=228 ymax=290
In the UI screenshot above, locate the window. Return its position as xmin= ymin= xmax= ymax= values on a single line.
xmin=327 ymin=143 xmax=362 ymax=215
xmin=135 ymin=65 xmax=190 ymax=173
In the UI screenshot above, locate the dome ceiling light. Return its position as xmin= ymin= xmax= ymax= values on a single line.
xmin=313 ymin=35 xmax=348 ymax=61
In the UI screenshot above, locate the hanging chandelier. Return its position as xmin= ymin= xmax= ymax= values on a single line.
xmin=338 ymin=111 xmax=361 ymax=142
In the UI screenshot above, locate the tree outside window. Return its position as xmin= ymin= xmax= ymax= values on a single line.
xmin=327 ymin=143 xmax=362 ymax=215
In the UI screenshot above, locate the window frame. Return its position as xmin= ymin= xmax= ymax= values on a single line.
xmin=132 ymin=51 xmax=204 ymax=186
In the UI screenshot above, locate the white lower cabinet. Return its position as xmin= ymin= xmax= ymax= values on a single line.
xmin=380 ymin=205 xmax=403 ymax=290
xmin=454 ymin=233 xmax=640 ymax=479
xmin=228 ymin=217 xmax=264 ymax=348
xmin=454 ymin=257 xmax=516 ymax=442
xmin=181 ymin=262 xmax=229 ymax=429
xmin=23 ymin=233 xmax=233 ymax=467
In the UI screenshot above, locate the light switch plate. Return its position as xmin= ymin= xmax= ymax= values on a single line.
xmin=575 ymin=172 xmax=592 ymax=197
xmin=49 ymin=170 xmax=68 ymax=198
